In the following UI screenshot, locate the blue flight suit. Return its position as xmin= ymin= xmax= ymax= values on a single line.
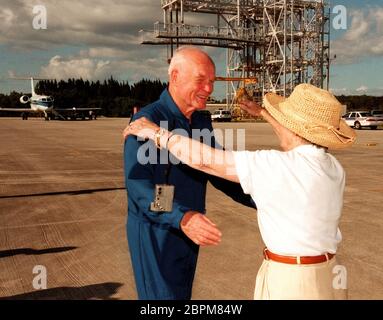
xmin=124 ymin=89 xmax=255 ymax=300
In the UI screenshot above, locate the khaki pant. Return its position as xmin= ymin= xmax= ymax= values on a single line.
xmin=254 ymin=257 xmax=348 ymax=300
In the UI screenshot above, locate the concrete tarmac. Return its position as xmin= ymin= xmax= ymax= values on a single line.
xmin=0 ymin=117 xmax=382 ymax=299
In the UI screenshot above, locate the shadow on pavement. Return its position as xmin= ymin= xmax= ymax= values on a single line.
xmin=0 ymin=282 xmax=123 ymax=300
xmin=0 ymin=246 xmax=78 ymax=259
xmin=0 ymin=187 xmax=125 ymax=199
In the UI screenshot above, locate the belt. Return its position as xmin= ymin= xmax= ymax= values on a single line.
xmin=263 ymin=248 xmax=335 ymax=265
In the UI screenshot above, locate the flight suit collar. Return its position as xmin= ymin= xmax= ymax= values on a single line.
xmin=160 ymin=89 xmax=191 ymax=129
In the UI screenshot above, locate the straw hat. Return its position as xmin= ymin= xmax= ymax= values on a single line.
xmin=264 ymin=84 xmax=356 ymax=149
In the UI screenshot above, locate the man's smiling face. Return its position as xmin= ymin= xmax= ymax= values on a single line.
xmin=174 ymin=53 xmax=215 ymax=112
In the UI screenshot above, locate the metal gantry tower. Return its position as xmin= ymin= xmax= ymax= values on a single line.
xmin=140 ymin=0 xmax=330 ymax=109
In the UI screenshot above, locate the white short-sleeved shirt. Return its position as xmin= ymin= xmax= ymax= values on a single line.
xmin=233 ymin=145 xmax=345 ymax=256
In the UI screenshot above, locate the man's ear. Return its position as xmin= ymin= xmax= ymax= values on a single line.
xmin=170 ymin=69 xmax=179 ymax=85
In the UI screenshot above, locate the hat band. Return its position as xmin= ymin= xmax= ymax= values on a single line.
xmin=304 ymin=123 xmax=355 ymax=144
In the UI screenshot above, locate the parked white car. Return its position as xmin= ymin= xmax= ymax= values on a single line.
xmin=211 ymin=109 xmax=232 ymax=122
xmin=342 ymin=111 xmax=383 ymax=130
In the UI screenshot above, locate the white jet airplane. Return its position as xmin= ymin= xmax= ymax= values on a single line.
xmin=0 ymin=77 xmax=100 ymax=120
xmin=0 ymin=77 xmax=55 ymax=120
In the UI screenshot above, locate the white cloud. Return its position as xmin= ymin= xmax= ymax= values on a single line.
xmin=40 ymin=55 xmax=111 ymax=80
xmin=330 ymin=87 xmax=349 ymax=95
xmin=0 ymin=1 xmax=226 ymax=86
xmin=37 ymin=49 xmax=171 ymax=83
xmin=48 ymin=45 xmax=224 ymax=83
xmin=84 ymin=47 xmax=129 ymax=58
xmin=343 ymin=11 xmax=369 ymax=41
xmin=0 ymin=1 xmax=227 ymax=53
xmin=368 ymin=88 xmax=383 ymax=96
xmin=332 ymin=8 xmax=383 ymax=64
xmin=329 ymin=86 xmax=383 ymax=96
xmin=356 ymin=85 xmax=368 ymax=93
xmin=7 ymin=70 xmax=16 ymax=78
xmin=0 ymin=0 xmax=160 ymax=50
xmin=0 ymin=8 xmax=16 ymax=28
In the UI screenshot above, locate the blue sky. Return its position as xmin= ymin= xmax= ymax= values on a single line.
xmin=0 ymin=0 xmax=382 ymax=97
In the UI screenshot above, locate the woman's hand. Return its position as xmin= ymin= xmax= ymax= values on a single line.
xmin=123 ymin=117 xmax=159 ymax=140
xmin=238 ymin=99 xmax=263 ymax=117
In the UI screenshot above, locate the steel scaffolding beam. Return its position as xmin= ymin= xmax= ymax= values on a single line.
xmin=140 ymin=0 xmax=330 ymax=109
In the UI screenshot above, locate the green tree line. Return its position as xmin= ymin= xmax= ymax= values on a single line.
xmin=336 ymin=95 xmax=383 ymax=112
xmin=1 ymin=78 xmax=382 ymax=116
xmin=0 ymin=77 xmax=167 ymax=117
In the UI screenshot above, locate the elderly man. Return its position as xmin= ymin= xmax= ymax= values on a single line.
xmin=125 ymin=83 xmax=356 ymax=299
xmin=124 ymin=46 xmax=254 ymax=300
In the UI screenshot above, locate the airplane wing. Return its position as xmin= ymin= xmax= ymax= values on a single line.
xmin=51 ymin=107 xmax=101 ymax=120
xmin=75 ymin=107 xmax=101 ymax=111
xmin=0 ymin=107 xmax=34 ymax=112
xmin=54 ymin=107 xmax=101 ymax=111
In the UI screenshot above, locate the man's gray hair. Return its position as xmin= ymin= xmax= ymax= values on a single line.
xmin=168 ymin=46 xmax=215 ymax=76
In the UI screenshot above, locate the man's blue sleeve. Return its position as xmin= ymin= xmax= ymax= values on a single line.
xmin=208 ymin=174 xmax=256 ymax=209
xmin=206 ymin=121 xmax=256 ymax=209
xmin=124 ymin=135 xmax=191 ymax=230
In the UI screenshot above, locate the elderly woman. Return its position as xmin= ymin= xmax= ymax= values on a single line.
xmin=123 ymin=84 xmax=356 ymax=300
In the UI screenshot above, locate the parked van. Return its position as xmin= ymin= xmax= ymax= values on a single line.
xmin=211 ymin=109 xmax=232 ymax=122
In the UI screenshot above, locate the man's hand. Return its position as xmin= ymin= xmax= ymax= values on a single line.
xmin=180 ymin=211 xmax=222 ymax=246
xmin=238 ymin=99 xmax=263 ymax=117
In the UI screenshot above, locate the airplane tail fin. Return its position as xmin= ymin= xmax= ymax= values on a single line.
xmin=31 ymin=78 xmax=36 ymax=96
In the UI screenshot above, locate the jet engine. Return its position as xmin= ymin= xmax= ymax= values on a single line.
xmin=20 ymin=95 xmax=30 ymax=104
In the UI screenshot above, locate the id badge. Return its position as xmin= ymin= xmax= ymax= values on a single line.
xmin=150 ymin=184 xmax=174 ymax=213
